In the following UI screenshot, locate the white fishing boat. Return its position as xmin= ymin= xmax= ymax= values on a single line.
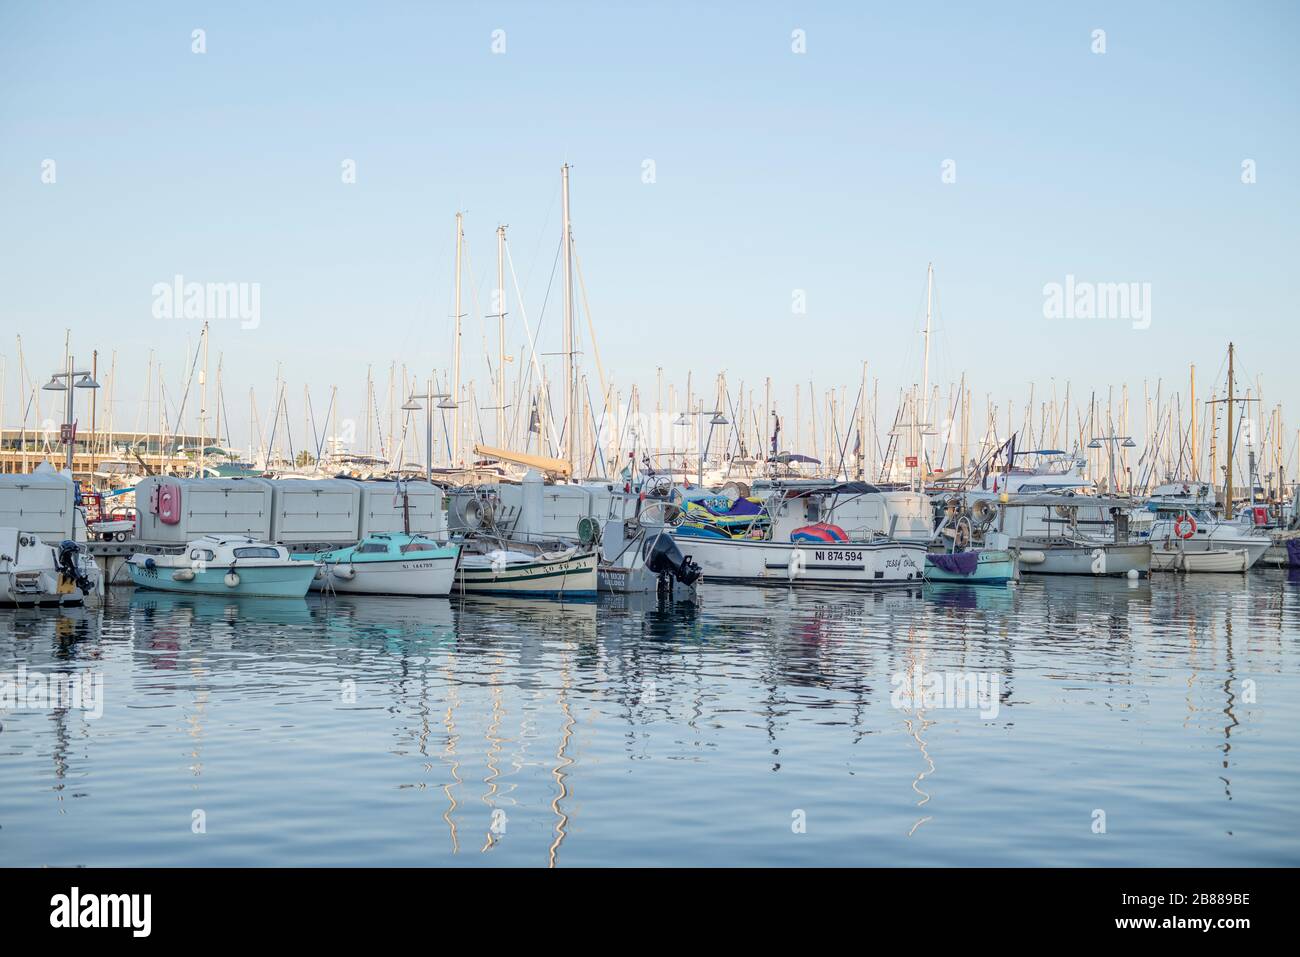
xmin=672 ymin=481 xmax=926 ymax=586
xmin=127 ymin=536 xmax=317 ymax=598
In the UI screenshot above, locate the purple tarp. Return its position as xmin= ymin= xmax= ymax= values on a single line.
xmin=927 ymin=551 xmax=981 ymax=576
xmin=1287 ymin=538 xmax=1300 ymax=568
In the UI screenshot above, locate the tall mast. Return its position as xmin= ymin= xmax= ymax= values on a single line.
xmin=920 ymin=262 xmax=933 ymax=476
xmin=561 ymin=164 xmax=576 ymax=473
xmin=495 ymin=224 xmax=508 ymax=447
xmin=1225 ymin=342 xmax=1235 ymax=519
xmin=1189 ymin=363 xmax=1197 ymax=481
xmin=199 ymin=321 xmax=209 ymax=475
xmin=453 ymin=211 xmax=464 ymax=466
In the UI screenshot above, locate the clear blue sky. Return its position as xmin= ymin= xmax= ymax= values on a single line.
xmin=2 ymin=1 xmax=1297 ymax=456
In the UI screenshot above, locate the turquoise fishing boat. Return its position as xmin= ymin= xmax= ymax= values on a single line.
xmin=127 ymin=537 xmax=317 ymax=598
xmin=301 ymin=533 xmax=460 ymax=597
xmin=923 ymin=548 xmax=1017 ymax=585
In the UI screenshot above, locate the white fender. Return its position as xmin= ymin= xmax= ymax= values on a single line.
xmin=1018 ymin=550 xmax=1046 ymax=565
xmin=224 ymin=571 xmax=241 ymax=588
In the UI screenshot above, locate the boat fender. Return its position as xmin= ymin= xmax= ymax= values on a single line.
xmin=144 ymin=557 xmax=157 ymax=570
xmin=1018 ymin=550 xmax=1046 ymax=565
xmin=224 ymin=570 xmax=240 ymax=588
xmin=313 ymin=566 xmax=325 ymax=580
xmin=1174 ymin=515 xmax=1197 ymax=539
xmin=172 ymin=568 xmax=195 ymax=582
xmin=333 ymin=565 xmax=357 ymax=581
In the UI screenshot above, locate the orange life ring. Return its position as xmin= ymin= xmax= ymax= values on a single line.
xmin=1174 ymin=514 xmax=1197 ymax=539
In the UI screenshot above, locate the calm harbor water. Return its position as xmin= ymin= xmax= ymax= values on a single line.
xmin=2 ymin=572 xmax=1299 ymax=867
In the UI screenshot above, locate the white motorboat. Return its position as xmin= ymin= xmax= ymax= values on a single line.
xmin=0 ymin=528 xmax=98 ymax=606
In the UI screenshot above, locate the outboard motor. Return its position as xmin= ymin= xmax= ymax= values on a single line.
xmin=644 ymin=533 xmax=702 ymax=589
xmin=58 ymin=540 xmax=93 ymax=595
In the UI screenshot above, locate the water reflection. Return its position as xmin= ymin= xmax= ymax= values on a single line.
xmin=0 ymin=572 xmax=1297 ymax=866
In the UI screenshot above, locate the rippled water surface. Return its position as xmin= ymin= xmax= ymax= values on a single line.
xmin=3 ymin=572 xmax=1299 ymax=867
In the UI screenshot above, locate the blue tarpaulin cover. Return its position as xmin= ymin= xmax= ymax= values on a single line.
xmin=927 ymin=551 xmax=980 ymax=576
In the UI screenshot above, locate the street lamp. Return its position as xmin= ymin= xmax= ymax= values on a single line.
xmin=41 ymin=355 xmax=100 ymax=471
xmin=678 ymin=406 xmax=729 ymax=486
xmin=403 ymin=383 xmax=451 ymax=481
xmin=1088 ymin=434 xmax=1135 ymax=494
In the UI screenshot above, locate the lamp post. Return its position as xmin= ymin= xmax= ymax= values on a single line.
xmin=1087 ymin=433 xmax=1136 ymax=494
xmin=402 ymin=381 xmax=451 ymax=482
xmin=41 ymin=355 xmax=100 ymax=472
xmin=675 ymin=404 xmax=730 ymax=486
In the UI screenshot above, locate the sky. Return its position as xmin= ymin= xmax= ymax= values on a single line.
xmin=1 ymin=1 xmax=1297 ymax=462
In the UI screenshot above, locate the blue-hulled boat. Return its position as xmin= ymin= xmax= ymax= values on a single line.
xmin=127 ymin=536 xmax=317 ymax=598
xmin=924 ymin=548 xmax=1017 ymax=585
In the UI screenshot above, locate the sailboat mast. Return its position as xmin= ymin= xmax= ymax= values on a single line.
xmin=1189 ymin=363 xmax=1197 ymax=481
xmin=453 ymin=211 xmax=464 ymax=467
xmin=561 ymin=164 xmax=576 ymax=474
xmin=920 ymin=262 xmax=933 ymax=476
xmin=1225 ymin=342 xmax=1235 ymax=519
xmin=496 ymin=224 xmax=507 ymax=447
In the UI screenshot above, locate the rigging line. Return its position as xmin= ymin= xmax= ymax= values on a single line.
xmin=505 ymin=234 xmax=564 ymax=454
xmin=832 ymin=384 xmax=864 ymax=480
xmin=571 ymin=242 xmax=609 ymax=409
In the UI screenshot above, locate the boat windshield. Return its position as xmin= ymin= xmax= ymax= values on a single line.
xmin=233 ymin=546 xmax=281 ymax=559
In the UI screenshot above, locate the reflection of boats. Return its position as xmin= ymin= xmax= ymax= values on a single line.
xmin=304 ymin=533 xmax=460 ymax=597
xmin=127 ymin=537 xmax=317 ymax=597
xmin=128 ymin=588 xmax=313 ymax=624
xmin=922 ymin=581 xmax=1015 ymax=612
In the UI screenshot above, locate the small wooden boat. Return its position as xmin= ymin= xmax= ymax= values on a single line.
xmin=127 ymin=536 xmax=316 ymax=598
xmin=454 ymin=542 xmax=598 ymax=597
xmin=1179 ymin=548 xmax=1250 ymax=573
xmin=924 ymin=548 xmax=1017 ymax=585
xmin=1166 ymin=547 xmax=1251 ymax=573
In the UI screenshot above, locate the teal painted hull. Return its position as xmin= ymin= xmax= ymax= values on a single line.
xmin=127 ymin=562 xmax=316 ymax=598
xmin=924 ymin=549 xmax=1016 ymax=585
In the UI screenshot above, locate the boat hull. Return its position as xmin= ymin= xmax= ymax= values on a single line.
xmin=672 ymin=535 xmax=926 ymax=586
xmin=1153 ymin=546 xmax=1251 ymax=573
xmin=455 ymin=550 xmax=598 ymax=597
xmin=924 ymin=549 xmax=1017 ymax=585
xmin=311 ymin=550 xmax=459 ymax=597
xmin=127 ymin=561 xmax=316 ymax=598
xmin=1014 ymin=541 xmax=1151 ymax=577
